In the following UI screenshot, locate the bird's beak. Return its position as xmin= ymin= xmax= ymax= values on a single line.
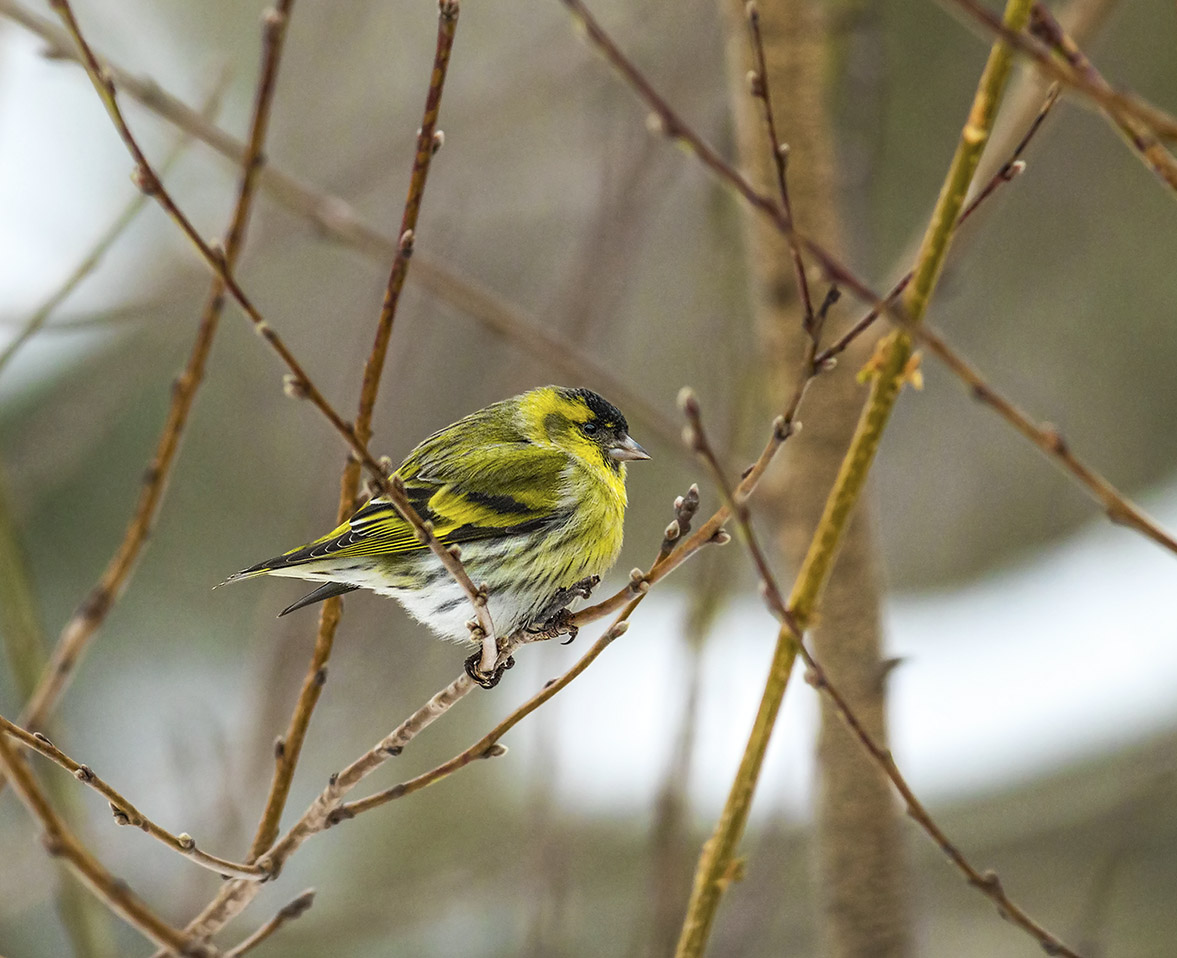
xmin=608 ymin=434 xmax=651 ymax=462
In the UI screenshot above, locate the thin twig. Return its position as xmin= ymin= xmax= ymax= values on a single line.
xmin=17 ymin=4 xmax=295 ymax=743
xmin=46 ymin=0 xmax=270 ymax=328
xmin=42 ymin=0 xmax=492 ymax=695
xmin=246 ymin=0 xmax=463 ymax=861
xmin=670 ymin=402 xmax=807 ymax=958
xmin=683 ymin=400 xmax=1084 ymax=958
xmin=0 ymin=732 xmax=205 ymax=957
xmin=0 ymin=716 xmax=267 ymax=881
xmin=815 ymin=85 xmax=1056 ymax=366
xmin=671 ymin=0 xmax=1036 ymax=950
xmin=0 ymin=0 xmax=689 ymax=457
xmin=560 ymin=0 xmax=1177 ymax=567
xmin=333 ymin=622 xmax=633 ymax=821
xmin=0 ymin=75 xmax=229 ymax=380
xmin=1028 ymin=2 xmax=1177 ymax=194
xmin=162 ymin=484 xmax=715 ymax=948
xmin=223 ymin=890 xmax=314 ymax=958
xmin=744 ymin=0 xmax=816 ymax=334
xmin=908 ymin=321 xmax=1177 ymax=554
xmin=949 ymin=0 xmax=1177 ymax=141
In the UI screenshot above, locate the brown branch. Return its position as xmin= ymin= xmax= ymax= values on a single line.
xmin=42 ymin=0 xmax=494 ymax=685
xmin=1028 ymin=2 xmax=1177 ymax=194
xmin=246 ymin=0 xmax=464 ymax=861
xmin=355 ymin=0 xmax=459 ymax=454
xmin=0 ymin=716 xmax=267 ymax=881
xmin=0 ymin=0 xmax=685 ymax=458
xmin=561 ymin=0 xmax=1177 ymax=565
xmin=332 ymin=621 xmax=633 ymax=821
xmin=223 ymin=890 xmax=315 ymax=958
xmin=950 ymin=0 xmax=1177 ymax=142
xmin=181 ymin=613 xmax=650 ymax=941
xmin=744 ymin=0 xmax=816 ymax=334
xmin=162 ymin=483 xmax=714 ymax=948
xmin=17 ymin=1 xmax=296 ymax=740
xmin=0 ymin=731 xmax=205 ymax=957
xmin=815 ymin=85 xmax=1055 ymax=366
xmin=683 ymin=400 xmax=1085 ymax=958
xmin=908 ymin=321 xmax=1177 ymax=554
xmin=46 ymin=0 xmax=270 ymax=329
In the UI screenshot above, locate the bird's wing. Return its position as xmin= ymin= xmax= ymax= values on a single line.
xmin=242 ymin=441 xmax=570 ymax=574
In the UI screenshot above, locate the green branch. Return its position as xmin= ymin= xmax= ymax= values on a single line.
xmin=674 ymin=0 xmax=1034 ymax=953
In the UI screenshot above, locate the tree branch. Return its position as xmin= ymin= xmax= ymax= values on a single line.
xmin=671 ymin=0 xmax=1037 ymax=950
xmin=0 ymin=716 xmax=268 ymax=881
xmin=246 ymin=0 xmax=465 ymax=862
xmin=16 ymin=1 xmax=295 ymax=743
xmin=223 ymin=890 xmax=314 ymax=958
xmin=0 ymin=731 xmax=204 ymax=957
xmin=682 ymin=398 xmax=1084 ymax=958
xmin=559 ymin=0 xmax=1177 ymax=567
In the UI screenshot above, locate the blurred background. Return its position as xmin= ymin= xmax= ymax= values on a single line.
xmin=1 ymin=0 xmax=1176 ymax=955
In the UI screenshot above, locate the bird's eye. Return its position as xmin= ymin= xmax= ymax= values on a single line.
xmin=582 ymin=421 xmax=599 ymax=435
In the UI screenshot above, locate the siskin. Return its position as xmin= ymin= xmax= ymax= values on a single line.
xmin=224 ymin=386 xmax=649 ymax=680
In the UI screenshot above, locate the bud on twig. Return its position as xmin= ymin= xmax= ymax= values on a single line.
xmin=283 ymin=374 xmax=310 ymax=400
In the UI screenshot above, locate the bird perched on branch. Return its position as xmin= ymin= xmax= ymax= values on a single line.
xmin=224 ymin=386 xmax=649 ymax=681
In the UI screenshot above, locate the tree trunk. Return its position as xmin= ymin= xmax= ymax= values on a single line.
xmin=716 ymin=1 xmax=911 ymax=955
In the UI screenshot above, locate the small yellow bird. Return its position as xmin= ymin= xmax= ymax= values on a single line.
xmin=225 ymin=386 xmax=649 ymax=679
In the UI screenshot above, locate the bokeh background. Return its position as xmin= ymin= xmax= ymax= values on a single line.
xmin=2 ymin=0 xmax=1176 ymax=955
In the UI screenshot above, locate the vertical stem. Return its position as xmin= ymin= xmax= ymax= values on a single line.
xmin=675 ymin=0 xmax=1034 ymax=953
xmin=247 ymin=0 xmax=459 ymax=859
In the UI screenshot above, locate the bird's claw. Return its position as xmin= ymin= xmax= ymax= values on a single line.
xmin=464 ymin=652 xmax=514 ymax=690
xmin=526 ymin=607 xmax=580 ymax=645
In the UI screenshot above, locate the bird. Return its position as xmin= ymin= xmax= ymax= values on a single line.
xmin=223 ymin=386 xmax=649 ymax=682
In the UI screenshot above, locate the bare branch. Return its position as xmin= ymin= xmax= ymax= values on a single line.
xmin=0 ymin=732 xmax=205 ymax=956
xmin=16 ymin=1 xmax=296 ymax=742
xmin=560 ymin=0 xmax=1177 ymax=565
xmin=0 ymin=716 xmax=267 ymax=881
xmin=247 ymin=0 xmax=465 ymax=860
xmin=907 ymin=321 xmax=1177 ymax=555
xmin=815 ymin=86 xmax=1054 ymax=366
xmin=223 ymin=890 xmax=315 ymax=958
xmin=743 ymin=0 xmax=816 ymax=334
xmin=682 ymin=399 xmax=1084 ymax=958
xmin=1027 ymin=2 xmax=1177 ymax=194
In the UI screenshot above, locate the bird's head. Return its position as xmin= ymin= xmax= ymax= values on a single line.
xmin=523 ymin=386 xmax=650 ymax=475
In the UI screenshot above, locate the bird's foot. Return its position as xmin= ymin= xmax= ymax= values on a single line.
xmin=464 ymin=652 xmax=514 ymax=690
xmin=526 ymin=608 xmax=579 ymax=645
xmin=534 ymin=575 xmax=600 ymax=625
